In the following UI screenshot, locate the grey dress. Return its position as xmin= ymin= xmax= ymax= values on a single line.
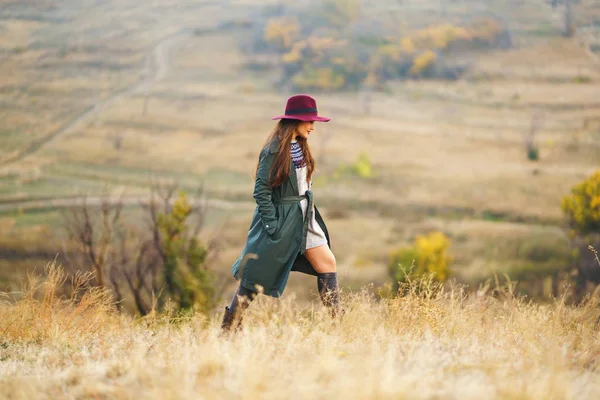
xmin=291 ymin=140 xmax=327 ymax=250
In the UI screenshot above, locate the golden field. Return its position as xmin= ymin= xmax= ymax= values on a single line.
xmin=1 ymin=263 xmax=599 ymax=399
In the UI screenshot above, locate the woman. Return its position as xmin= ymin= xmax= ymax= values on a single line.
xmin=220 ymin=94 xmax=339 ymax=333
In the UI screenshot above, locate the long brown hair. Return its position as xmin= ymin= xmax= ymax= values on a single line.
xmin=257 ymin=119 xmax=316 ymax=188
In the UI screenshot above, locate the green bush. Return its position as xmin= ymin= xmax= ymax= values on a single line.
xmin=387 ymin=247 xmax=418 ymax=290
xmin=157 ymin=191 xmax=215 ymax=313
xmin=527 ymin=147 xmax=539 ymax=161
xmin=333 ymin=152 xmax=373 ymax=180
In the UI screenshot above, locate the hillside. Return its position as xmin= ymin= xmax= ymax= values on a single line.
xmin=0 ymin=0 xmax=599 ymax=304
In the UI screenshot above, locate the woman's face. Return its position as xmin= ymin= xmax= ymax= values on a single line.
xmin=295 ymin=121 xmax=315 ymax=140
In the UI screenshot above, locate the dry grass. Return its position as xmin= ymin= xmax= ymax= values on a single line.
xmin=469 ymin=39 xmax=600 ymax=82
xmin=0 ymin=262 xmax=114 ymax=345
xmin=0 ymin=263 xmax=599 ymax=399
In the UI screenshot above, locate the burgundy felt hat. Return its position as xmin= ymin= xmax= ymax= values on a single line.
xmin=272 ymin=94 xmax=330 ymax=122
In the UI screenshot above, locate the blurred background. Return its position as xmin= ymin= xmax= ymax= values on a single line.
xmin=1 ymin=0 xmax=599 ymax=314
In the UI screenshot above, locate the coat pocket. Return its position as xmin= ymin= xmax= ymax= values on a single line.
xmin=269 ymin=205 xmax=285 ymax=240
xmin=270 ymin=216 xmax=285 ymax=241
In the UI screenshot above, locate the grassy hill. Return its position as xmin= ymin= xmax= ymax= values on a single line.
xmin=0 ymin=0 xmax=599 ymax=303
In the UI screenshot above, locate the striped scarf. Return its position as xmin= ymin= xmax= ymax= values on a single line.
xmin=291 ymin=141 xmax=306 ymax=169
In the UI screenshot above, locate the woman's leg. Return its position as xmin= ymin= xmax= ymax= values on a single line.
xmin=304 ymin=245 xmax=340 ymax=316
xmin=229 ymin=284 xmax=256 ymax=315
xmin=220 ymin=284 xmax=256 ymax=333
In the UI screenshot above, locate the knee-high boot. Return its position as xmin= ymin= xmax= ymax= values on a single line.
xmin=220 ymin=284 xmax=256 ymax=334
xmin=317 ymin=272 xmax=340 ymax=318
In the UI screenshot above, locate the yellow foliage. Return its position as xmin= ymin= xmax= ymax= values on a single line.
xmin=332 ymin=153 xmax=374 ymax=181
xmin=264 ymin=17 xmax=301 ymax=50
xmin=292 ymin=67 xmax=345 ymax=90
xmin=264 ymin=13 xmax=506 ymax=90
xmin=561 ymin=171 xmax=600 ymax=234
xmin=378 ymin=44 xmax=402 ymax=61
xmin=407 ymin=19 xmax=500 ymax=51
xmin=282 ymin=36 xmax=343 ymax=66
xmin=305 ymin=36 xmax=339 ymax=52
xmin=433 ymin=24 xmax=471 ymax=47
xmin=388 ymin=232 xmax=452 ymax=285
xmin=400 ymin=37 xmax=415 ymax=53
xmin=453 ymin=26 xmax=471 ymax=41
xmin=429 ymin=25 xmax=453 ymax=49
xmin=414 ymin=232 xmax=451 ymax=281
xmin=353 ymin=152 xmax=372 ymax=178
xmin=409 ymin=50 xmax=436 ymax=76
xmin=282 ymin=49 xmax=302 ymax=64
xmin=412 ymin=25 xmax=451 ymax=49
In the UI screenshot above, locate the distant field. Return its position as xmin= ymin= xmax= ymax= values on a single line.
xmin=0 ymin=0 xmax=599 ymax=301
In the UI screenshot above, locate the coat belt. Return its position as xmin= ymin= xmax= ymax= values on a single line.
xmin=274 ymin=190 xmax=313 ymax=254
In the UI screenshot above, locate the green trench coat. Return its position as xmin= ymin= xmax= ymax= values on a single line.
xmin=231 ymin=140 xmax=331 ymax=298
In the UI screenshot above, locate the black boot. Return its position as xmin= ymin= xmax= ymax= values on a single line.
xmin=220 ymin=307 xmax=236 ymax=332
xmin=317 ymin=272 xmax=341 ymax=318
xmin=220 ymin=284 xmax=256 ymax=335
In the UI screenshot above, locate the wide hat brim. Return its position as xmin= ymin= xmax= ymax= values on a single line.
xmin=272 ymin=114 xmax=331 ymax=122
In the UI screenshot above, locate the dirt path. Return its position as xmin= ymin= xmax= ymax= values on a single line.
xmin=0 ymin=195 xmax=251 ymax=214
xmin=0 ymin=32 xmax=188 ymax=168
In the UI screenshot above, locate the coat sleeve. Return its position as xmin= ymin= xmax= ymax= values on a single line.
xmin=253 ymin=148 xmax=277 ymax=236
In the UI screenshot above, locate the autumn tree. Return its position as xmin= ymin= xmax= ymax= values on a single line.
xmin=561 ymin=171 xmax=600 ymax=293
xmin=409 ymin=50 xmax=437 ymax=77
xmin=263 ymin=17 xmax=301 ymax=52
xmin=254 ymin=5 xmax=510 ymax=91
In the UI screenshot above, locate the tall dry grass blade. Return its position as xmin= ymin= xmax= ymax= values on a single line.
xmin=0 ymin=260 xmax=116 ymax=345
xmin=590 ymin=245 xmax=600 ymax=267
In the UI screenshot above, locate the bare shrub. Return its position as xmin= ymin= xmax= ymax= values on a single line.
xmin=61 ymin=184 xmax=220 ymax=316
